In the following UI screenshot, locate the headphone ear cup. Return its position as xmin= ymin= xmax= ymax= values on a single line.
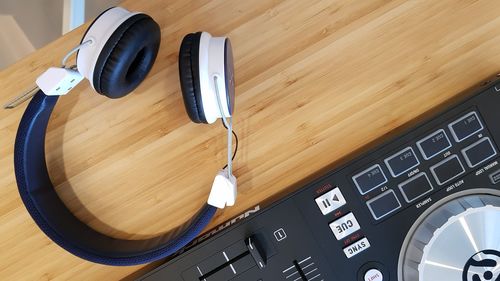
xmin=93 ymin=14 xmax=161 ymax=99
xmin=178 ymin=32 xmax=207 ymax=124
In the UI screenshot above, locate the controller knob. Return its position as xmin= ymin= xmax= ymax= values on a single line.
xmin=399 ymin=193 xmax=500 ymax=281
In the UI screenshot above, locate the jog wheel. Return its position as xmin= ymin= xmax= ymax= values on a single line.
xmin=399 ymin=190 xmax=500 ymax=281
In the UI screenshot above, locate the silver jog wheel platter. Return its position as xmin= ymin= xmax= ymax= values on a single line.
xmin=399 ymin=191 xmax=500 ymax=281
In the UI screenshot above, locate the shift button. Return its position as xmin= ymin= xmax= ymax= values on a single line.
xmin=364 ymin=269 xmax=383 ymax=281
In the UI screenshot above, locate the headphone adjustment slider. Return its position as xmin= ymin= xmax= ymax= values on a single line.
xmin=36 ymin=67 xmax=84 ymax=96
xmin=208 ymin=168 xmax=237 ymax=209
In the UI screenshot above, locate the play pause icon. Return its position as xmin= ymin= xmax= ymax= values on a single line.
xmin=321 ymin=194 xmax=340 ymax=208
xmin=315 ymin=187 xmax=347 ymax=215
xmin=322 ymin=199 xmax=331 ymax=208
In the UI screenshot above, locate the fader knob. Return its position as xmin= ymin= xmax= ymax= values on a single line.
xmin=246 ymin=234 xmax=267 ymax=269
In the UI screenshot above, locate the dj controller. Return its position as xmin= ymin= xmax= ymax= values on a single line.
xmin=138 ymin=78 xmax=500 ymax=281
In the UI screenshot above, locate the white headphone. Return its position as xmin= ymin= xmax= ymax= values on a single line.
xmin=13 ymin=7 xmax=238 ymax=266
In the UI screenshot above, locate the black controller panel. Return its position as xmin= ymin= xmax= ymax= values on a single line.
xmin=138 ymin=80 xmax=500 ymax=281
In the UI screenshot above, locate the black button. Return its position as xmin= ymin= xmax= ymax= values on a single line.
xmin=417 ymin=129 xmax=452 ymax=160
xmin=490 ymin=169 xmax=500 ymax=184
xmin=398 ymin=173 xmax=434 ymax=203
xmin=366 ymin=190 xmax=401 ymax=220
xmin=352 ymin=164 xmax=388 ymax=195
xmin=448 ymin=111 xmax=483 ymax=142
xmin=384 ymin=147 xmax=420 ymax=177
xmin=430 ymin=155 xmax=465 ymax=185
xmin=461 ymin=137 xmax=497 ymax=168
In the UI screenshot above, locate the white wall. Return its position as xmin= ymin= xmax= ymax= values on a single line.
xmin=86 ymin=0 xmax=120 ymax=22
xmin=0 ymin=15 xmax=35 ymax=68
xmin=0 ymin=0 xmax=119 ymax=70
xmin=0 ymin=0 xmax=63 ymax=49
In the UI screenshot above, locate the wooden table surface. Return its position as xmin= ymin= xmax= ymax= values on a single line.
xmin=2 ymin=0 xmax=500 ymax=280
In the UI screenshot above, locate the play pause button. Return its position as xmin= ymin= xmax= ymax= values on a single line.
xmin=315 ymin=187 xmax=347 ymax=215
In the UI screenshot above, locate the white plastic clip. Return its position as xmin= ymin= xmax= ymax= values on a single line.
xmin=36 ymin=67 xmax=84 ymax=96
xmin=208 ymin=168 xmax=237 ymax=209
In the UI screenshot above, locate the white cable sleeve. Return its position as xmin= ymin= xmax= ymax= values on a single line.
xmin=213 ymin=76 xmax=233 ymax=177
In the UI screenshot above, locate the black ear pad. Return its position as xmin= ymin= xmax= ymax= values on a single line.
xmin=178 ymin=32 xmax=207 ymax=123
xmin=93 ymin=14 xmax=161 ymax=99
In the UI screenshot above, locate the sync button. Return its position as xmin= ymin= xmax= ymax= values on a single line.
xmin=343 ymin=238 xmax=370 ymax=258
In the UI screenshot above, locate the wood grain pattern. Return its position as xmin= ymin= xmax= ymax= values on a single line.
xmin=1 ymin=0 xmax=500 ymax=279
